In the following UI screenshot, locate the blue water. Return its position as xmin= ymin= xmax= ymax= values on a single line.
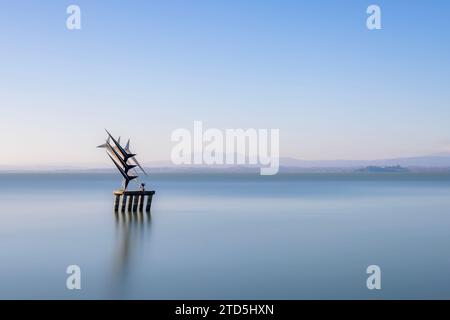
xmin=0 ymin=173 xmax=450 ymax=299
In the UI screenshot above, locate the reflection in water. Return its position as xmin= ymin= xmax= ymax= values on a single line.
xmin=5 ymin=173 xmax=450 ymax=299
xmin=111 ymin=210 xmax=152 ymax=298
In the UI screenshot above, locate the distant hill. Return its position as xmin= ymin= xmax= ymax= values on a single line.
xmin=140 ymin=155 xmax=450 ymax=168
xmin=4 ymin=154 xmax=450 ymax=173
xmin=277 ymin=155 xmax=450 ymax=168
xmin=355 ymin=165 xmax=410 ymax=173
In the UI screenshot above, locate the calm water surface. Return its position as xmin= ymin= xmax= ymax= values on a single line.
xmin=0 ymin=173 xmax=450 ymax=299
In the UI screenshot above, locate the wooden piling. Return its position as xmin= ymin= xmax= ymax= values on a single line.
xmin=138 ymin=194 xmax=144 ymax=211
xmin=113 ymin=194 xmax=120 ymax=212
xmin=127 ymin=195 xmax=134 ymax=212
xmin=145 ymin=194 xmax=153 ymax=212
xmin=113 ymin=190 xmax=155 ymax=213
xmin=121 ymin=195 xmax=127 ymax=212
xmin=132 ymin=195 xmax=138 ymax=212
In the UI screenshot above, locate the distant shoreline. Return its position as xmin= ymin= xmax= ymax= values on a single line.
xmin=2 ymin=166 xmax=450 ymax=174
xmin=5 ymin=154 xmax=450 ymax=173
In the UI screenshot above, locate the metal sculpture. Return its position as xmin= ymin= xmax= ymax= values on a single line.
xmin=97 ymin=129 xmax=147 ymax=190
xmin=98 ymin=130 xmax=155 ymax=213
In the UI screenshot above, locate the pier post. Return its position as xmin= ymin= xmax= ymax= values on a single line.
xmin=115 ymin=191 xmax=154 ymax=214
xmin=127 ymin=195 xmax=134 ymax=212
xmin=132 ymin=195 xmax=138 ymax=212
xmin=138 ymin=194 xmax=144 ymax=211
xmin=121 ymin=195 xmax=127 ymax=212
xmin=145 ymin=194 xmax=153 ymax=212
xmin=113 ymin=195 xmax=120 ymax=212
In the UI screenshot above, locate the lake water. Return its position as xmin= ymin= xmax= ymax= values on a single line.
xmin=1 ymin=173 xmax=450 ymax=299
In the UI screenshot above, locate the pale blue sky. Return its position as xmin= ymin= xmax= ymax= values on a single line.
xmin=1 ymin=0 xmax=449 ymax=167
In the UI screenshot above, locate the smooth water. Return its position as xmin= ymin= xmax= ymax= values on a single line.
xmin=1 ymin=173 xmax=450 ymax=299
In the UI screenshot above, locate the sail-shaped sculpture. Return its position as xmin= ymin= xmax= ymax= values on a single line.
xmin=124 ymin=139 xmax=147 ymax=175
xmin=97 ymin=130 xmax=146 ymax=190
xmin=98 ymin=130 xmax=155 ymax=213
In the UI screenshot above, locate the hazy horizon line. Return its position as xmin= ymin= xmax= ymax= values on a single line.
xmin=4 ymin=151 xmax=450 ymax=170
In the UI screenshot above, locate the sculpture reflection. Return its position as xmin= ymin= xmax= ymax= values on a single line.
xmin=111 ymin=210 xmax=152 ymax=298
